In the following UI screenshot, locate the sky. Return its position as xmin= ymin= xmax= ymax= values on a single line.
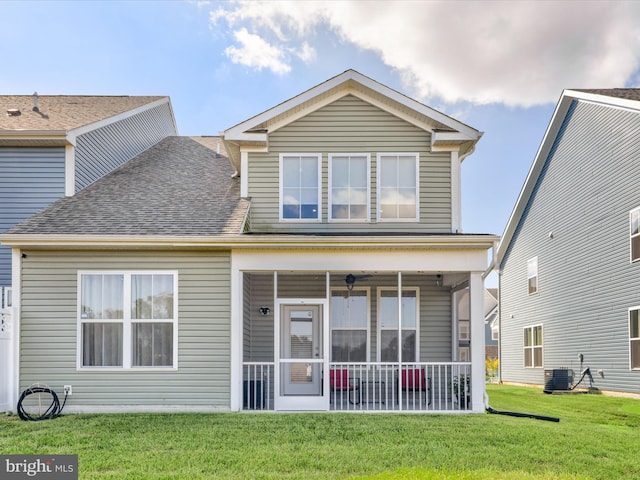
xmin=2 ymin=0 xmax=640 ymax=287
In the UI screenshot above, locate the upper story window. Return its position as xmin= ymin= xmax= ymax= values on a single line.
xmin=279 ymin=154 xmax=321 ymax=221
xmin=527 ymin=257 xmax=538 ymax=295
xmin=79 ymin=271 xmax=178 ymax=370
xmin=378 ymin=288 xmax=419 ymax=362
xmin=630 ymin=207 xmax=640 ymax=262
xmin=330 ymin=289 xmax=369 ymax=362
xmin=377 ymin=153 xmax=419 ymax=222
xmin=328 ymin=154 xmax=370 ymax=222
xmin=524 ymin=325 xmax=543 ymax=368
xmin=629 ymin=307 xmax=640 ymax=369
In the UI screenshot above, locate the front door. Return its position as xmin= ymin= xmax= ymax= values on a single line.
xmin=277 ymin=304 xmax=326 ymax=410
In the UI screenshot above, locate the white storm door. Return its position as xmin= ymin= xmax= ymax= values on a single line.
xmin=278 ymin=304 xmax=325 ymax=410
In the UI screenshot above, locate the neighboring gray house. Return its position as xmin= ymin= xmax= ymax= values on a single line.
xmin=1 ymin=71 xmax=497 ymax=413
xmin=0 ymin=94 xmax=177 ymax=411
xmin=0 ymin=94 xmax=177 ymax=296
xmin=497 ymin=89 xmax=640 ymax=395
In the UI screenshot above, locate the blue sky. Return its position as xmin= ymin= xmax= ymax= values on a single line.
xmin=2 ymin=1 xmax=640 ymax=286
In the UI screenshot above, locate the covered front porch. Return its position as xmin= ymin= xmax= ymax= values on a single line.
xmin=231 ymin=246 xmax=489 ymax=413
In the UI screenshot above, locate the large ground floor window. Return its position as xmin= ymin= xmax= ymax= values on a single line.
xmin=79 ymin=271 xmax=178 ymax=369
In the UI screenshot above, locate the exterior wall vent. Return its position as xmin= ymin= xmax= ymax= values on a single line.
xmin=6 ymin=109 xmax=21 ymax=116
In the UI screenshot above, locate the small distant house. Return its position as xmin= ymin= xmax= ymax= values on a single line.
xmin=1 ymin=71 xmax=497 ymax=413
xmin=0 ymin=94 xmax=177 ymax=410
xmin=497 ymin=89 xmax=640 ymax=395
xmin=454 ymin=288 xmax=498 ymax=361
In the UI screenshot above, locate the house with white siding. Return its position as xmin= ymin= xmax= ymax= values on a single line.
xmin=497 ymin=89 xmax=640 ymax=396
xmin=0 ymin=94 xmax=177 ymax=410
xmin=1 ymin=70 xmax=497 ymax=413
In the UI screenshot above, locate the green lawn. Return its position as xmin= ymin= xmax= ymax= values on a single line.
xmin=1 ymin=385 xmax=639 ymax=479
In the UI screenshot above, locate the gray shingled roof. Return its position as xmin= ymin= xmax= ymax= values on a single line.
xmin=1 ymin=95 xmax=166 ymax=131
xmin=6 ymin=136 xmax=249 ymax=236
xmin=572 ymin=88 xmax=640 ymax=102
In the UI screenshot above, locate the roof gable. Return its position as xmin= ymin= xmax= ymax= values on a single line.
xmin=497 ymin=88 xmax=640 ymax=263
xmin=0 ymin=95 xmax=171 ymax=146
xmin=222 ymin=70 xmax=482 ymax=171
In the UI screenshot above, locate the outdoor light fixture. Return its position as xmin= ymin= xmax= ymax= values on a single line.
xmin=258 ymin=307 xmax=271 ymax=316
xmin=436 ymin=274 xmax=443 ymax=287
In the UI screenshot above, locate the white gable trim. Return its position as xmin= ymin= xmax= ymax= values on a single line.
xmin=224 ymin=70 xmax=480 ymax=142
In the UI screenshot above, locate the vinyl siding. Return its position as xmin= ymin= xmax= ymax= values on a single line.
xmin=19 ymin=250 xmax=232 ymax=408
xmin=247 ymin=95 xmax=451 ymax=233
xmin=0 ymin=147 xmax=65 ymax=286
xmin=74 ymin=101 xmax=176 ymax=192
xmin=500 ymin=100 xmax=640 ymax=393
xmin=242 ymin=272 xmax=451 ymax=363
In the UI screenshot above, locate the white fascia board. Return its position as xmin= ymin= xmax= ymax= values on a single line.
xmin=496 ymin=91 xmax=573 ymax=264
xmin=232 ymin=247 xmax=491 ymax=273
xmin=66 ymin=97 xmax=174 ymax=142
xmin=564 ymin=89 xmax=640 ymax=112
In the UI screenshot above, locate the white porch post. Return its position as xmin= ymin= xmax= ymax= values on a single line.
xmin=9 ymin=248 xmax=21 ymax=411
xmin=230 ymin=257 xmax=242 ymax=411
xmin=469 ymin=272 xmax=485 ymax=413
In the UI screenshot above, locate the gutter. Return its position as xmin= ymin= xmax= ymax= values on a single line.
xmin=0 ymin=233 xmax=500 ymax=250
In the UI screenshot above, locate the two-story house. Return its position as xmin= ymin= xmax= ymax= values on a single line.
xmin=0 ymin=94 xmax=177 ymax=410
xmin=1 ymin=71 xmax=497 ymax=413
xmin=497 ymin=89 xmax=640 ymax=395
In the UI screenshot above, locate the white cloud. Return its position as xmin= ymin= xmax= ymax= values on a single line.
xmin=224 ymin=28 xmax=291 ymax=75
xmin=211 ymin=0 xmax=640 ymax=106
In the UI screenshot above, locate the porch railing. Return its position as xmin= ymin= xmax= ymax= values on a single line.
xmin=242 ymin=361 xmax=472 ymax=412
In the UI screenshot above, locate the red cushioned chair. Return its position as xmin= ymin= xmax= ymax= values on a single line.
xmin=330 ymin=369 xmax=360 ymax=405
xmin=400 ymin=368 xmax=431 ymax=406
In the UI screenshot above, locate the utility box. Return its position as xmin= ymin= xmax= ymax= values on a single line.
xmin=544 ymin=369 xmax=572 ymax=393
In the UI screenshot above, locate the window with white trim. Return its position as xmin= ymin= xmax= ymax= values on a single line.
xmin=630 ymin=208 xmax=640 ymax=262
xmin=527 ymin=257 xmax=538 ymax=295
xmin=79 ymin=272 xmax=177 ymax=369
xmin=280 ymin=154 xmax=321 ymax=221
xmin=376 ymin=153 xmax=419 ymax=221
xmin=330 ymin=289 xmax=369 ymax=362
xmin=629 ymin=307 xmax=640 ymax=369
xmin=329 ymin=154 xmax=370 ymax=221
xmin=378 ymin=288 xmax=419 ymax=362
xmin=524 ymin=325 xmax=543 ymax=368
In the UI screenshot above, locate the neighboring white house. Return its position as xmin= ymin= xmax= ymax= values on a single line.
xmin=497 ymin=89 xmax=640 ymax=396
xmin=1 ymin=71 xmax=497 ymax=413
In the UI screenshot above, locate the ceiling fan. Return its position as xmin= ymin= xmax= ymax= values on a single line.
xmin=345 ymin=273 xmax=373 ymax=291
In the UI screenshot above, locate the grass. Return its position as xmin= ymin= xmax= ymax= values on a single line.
xmin=1 ymin=385 xmax=639 ymax=479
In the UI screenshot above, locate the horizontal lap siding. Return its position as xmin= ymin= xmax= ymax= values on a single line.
xmin=243 ymin=272 xmax=451 ymax=362
xmin=75 ymin=102 xmax=176 ymax=191
xmin=500 ymin=100 xmax=640 ymax=393
xmin=248 ymin=95 xmax=451 ymax=233
xmin=0 ymin=147 xmax=65 ymax=286
xmin=19 ymin=250 xmax=232 ymax=407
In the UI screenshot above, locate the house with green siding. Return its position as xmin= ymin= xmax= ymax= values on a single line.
xmin=497 ymin=89 xmax=640 ymax=396
xmin=1 ymin=70 xmax=497 ymax=413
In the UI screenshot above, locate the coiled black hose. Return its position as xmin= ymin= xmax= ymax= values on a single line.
xmin=17 ymin=385 xmax=68 ymax=421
